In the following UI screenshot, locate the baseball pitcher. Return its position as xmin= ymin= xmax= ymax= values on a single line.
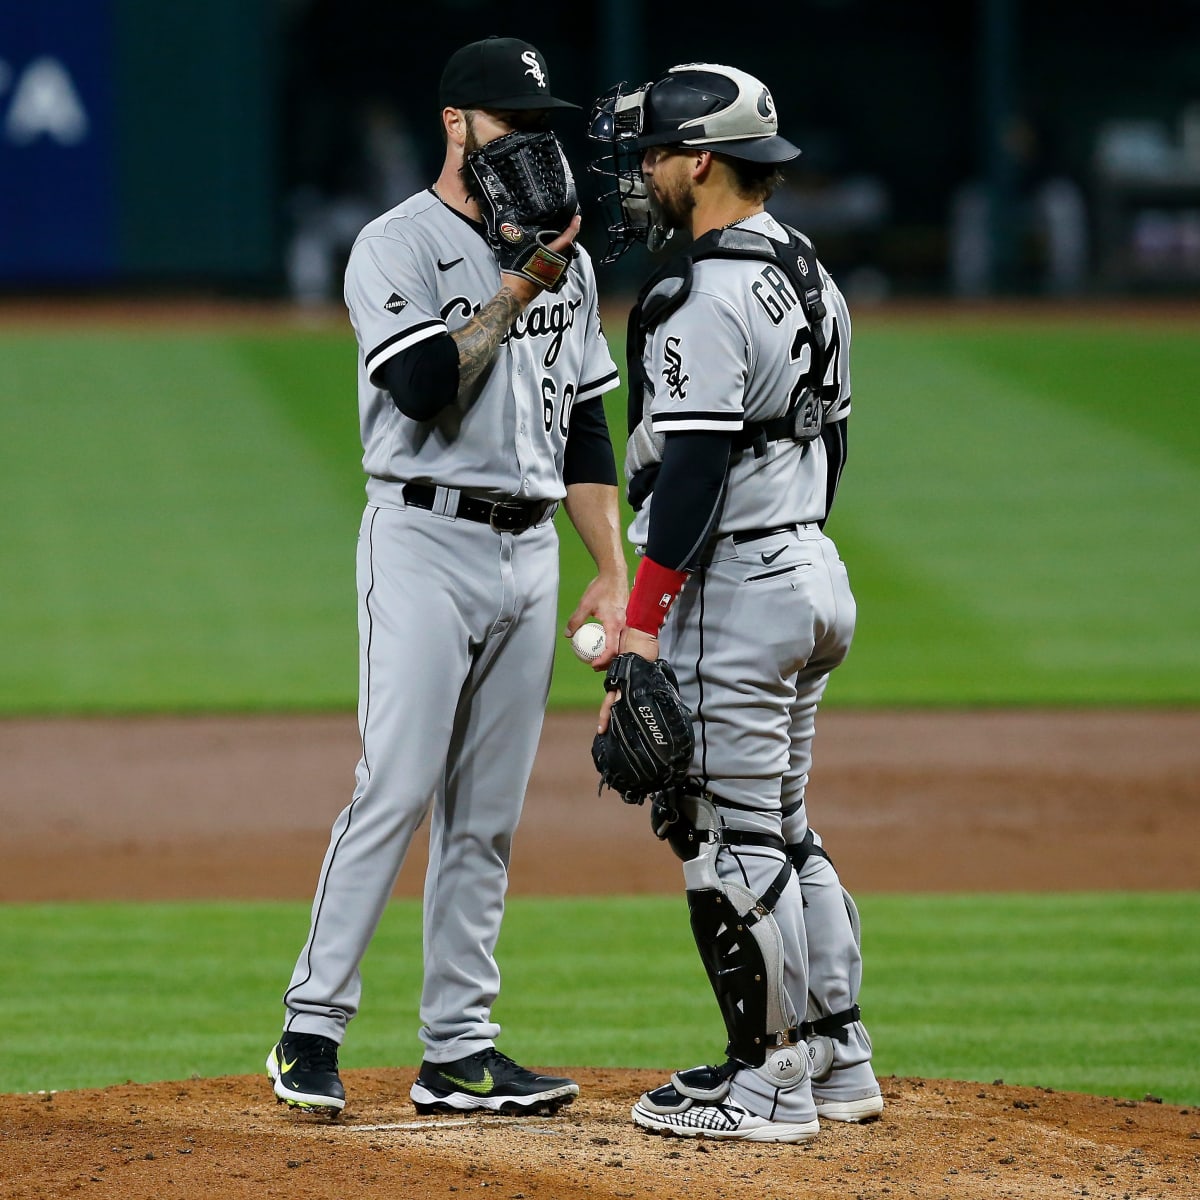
xmin=266 ymin=36 xmax=627 ymax=1117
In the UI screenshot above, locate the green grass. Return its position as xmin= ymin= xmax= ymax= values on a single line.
xmin=0 ymin=331 xmax=363 ymax=711
xmin=1 ymin=893 xmax=1196 ymax=1104
xmin=1 ymin=317 xmax=1198 ymax=711
xmin=828 ymin=321 xmax=1200 ymax=704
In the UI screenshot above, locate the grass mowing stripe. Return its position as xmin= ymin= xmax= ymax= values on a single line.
xmin=937 ymin=328 xmax=1200 ymax=466
xmin=1 ymin=893 xmax=1195 ymax=1104
xmin=2 ymin=321 xmax=1198 ymax=710
xmin=835 ymin=329 xmax=1200 ymax=702
xmin=231 ymin=332 xmax=364 ymax=506
xmin=0 ymin=332 xmax=360 ymax=711
xmin=861 ymin=893 xmax=1200 ymax=1102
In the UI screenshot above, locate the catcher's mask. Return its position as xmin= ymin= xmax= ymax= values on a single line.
xmin=587 ymin=63 xmax=801 ymax=262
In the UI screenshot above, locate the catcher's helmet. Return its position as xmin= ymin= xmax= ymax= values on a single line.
xmin=635 ymin=64 xmax=800 ymax=163
xmin=587 ymin=63 xmax=799 ymax=261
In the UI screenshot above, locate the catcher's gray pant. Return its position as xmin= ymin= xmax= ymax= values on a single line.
xmin=781 ymin=666 xmax=876 ymax=1091
xmin=282 ymin=502 xmax=559 ymax=1061
xmin=660 ymin=522 xmax=870 ymax=1112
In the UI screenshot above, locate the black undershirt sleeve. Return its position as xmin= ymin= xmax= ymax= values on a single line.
xmin=563 ymin=397 xmax=618 ymax=486
xmin=645 ymin=431 xmax=733 ymax=571
xmin=376 ymin=333 xmax=460 ymax=422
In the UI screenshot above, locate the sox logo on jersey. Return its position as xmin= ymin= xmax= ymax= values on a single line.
xmin=662 ymin=336 xmax=689 ymax=399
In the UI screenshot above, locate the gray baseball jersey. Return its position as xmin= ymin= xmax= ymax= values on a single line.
xmin=632 ymin=212 xmax=874 ymax=1120
xmin=347 ymin=188 xmax=618 ymax=506
xmin=628 ymin=211 xmax=851 ymax=547
xmin=281 ymin=188 xmax=619 ymax=1062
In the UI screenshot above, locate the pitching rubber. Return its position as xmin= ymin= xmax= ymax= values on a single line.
xmin=409 ymin=1081 xmax=577 ymax=1116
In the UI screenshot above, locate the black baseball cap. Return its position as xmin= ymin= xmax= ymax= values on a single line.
xmin=439 ymin=36 xmax=580 ymax=111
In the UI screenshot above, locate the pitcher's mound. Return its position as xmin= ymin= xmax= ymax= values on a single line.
xmin=3 ymin=1067 xmax=1196 ymax=1199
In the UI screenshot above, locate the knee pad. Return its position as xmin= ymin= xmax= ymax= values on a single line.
xmin=674 ymin=793 xmax=800 ymax=1069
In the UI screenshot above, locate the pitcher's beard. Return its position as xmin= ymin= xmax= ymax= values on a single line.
xmin=459 ymin=119 xmax=488 ymax=208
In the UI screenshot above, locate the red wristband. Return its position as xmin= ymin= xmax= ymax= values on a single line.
xmin=625 ymin=556 xmax=689 ymax=636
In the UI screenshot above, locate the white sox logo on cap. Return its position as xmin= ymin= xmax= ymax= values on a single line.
xmin=521 ymin=50 xmax=547 ymax=88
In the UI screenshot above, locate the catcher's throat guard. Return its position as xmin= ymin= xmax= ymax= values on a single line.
xmin=587 ymin=83 xmax=673 ymax=263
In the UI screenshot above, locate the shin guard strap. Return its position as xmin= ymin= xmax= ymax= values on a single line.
xmin=801 ymin=1004 xmax=861 ymax=1044
xmin=744 ymin=861 xmax=793 ymax=925
xmin=785 ymin=828 xmax=834 ymax=872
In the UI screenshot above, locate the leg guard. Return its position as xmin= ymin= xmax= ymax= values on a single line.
xmin=667 ymin=791 xmax=802 ymax=1072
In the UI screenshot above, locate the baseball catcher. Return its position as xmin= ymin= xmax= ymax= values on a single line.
xmin=466 ymin=130 xmax=580 ymax=291
xmin=592 ymin=652 xmax=694 ymax=802
xmin=584 ymin=60 xmax=884 ymax=1142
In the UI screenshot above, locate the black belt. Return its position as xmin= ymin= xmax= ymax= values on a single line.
xmin=731 ymin=524 xmax=798 ymax=545
xmin=402 ymin=483 xmax=552 ymax=534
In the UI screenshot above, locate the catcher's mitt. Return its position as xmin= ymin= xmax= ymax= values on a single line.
xmin=466 ymin=130 xmax=579 ymax=292
xmin=592 ymin=653 xmax=695 ymax=803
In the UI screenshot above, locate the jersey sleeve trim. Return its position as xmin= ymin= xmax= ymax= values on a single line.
xmin=828 ymin=393 xmax=851 ymax=420
xmin=365 ymin=320 xmax=447 ymax=381
xmin=651 ymin=409 xmax=745 ymax=434
xmin=576 ymin=366 xmax=621 ymax=402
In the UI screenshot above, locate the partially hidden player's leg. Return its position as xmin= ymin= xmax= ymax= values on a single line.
xmin=269 ymin=506 xmax=484 ymax=1111
xmin=640 ymin=531 xmax=821 ymax=1140
xmin=780 ymin=534 xmax=882 ymax=1122
xmin=409 ymin=520 xmax=578 ymax=1115
xmin=791 ymin=841 xmax=882 ymax=1121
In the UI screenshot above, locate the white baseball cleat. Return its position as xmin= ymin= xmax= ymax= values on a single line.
xmin=632 ymin=1080 xmax=819 ymax=1144
xmin=813 ymin=1090 xmax=884 ymax=1122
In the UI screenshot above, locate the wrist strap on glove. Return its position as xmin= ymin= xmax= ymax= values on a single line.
xmin=504 ymin=237 xmax=571 ymax=291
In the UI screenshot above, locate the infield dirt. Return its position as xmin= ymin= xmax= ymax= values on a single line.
xmin=1 ymin=708 xmax=1197 ymax=1198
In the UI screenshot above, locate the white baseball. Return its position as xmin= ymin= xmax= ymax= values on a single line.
xmin=570 ymin=622 xmax=606 ymax=663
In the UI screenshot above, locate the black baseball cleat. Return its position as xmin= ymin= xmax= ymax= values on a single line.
xmin=266 ymin=1032 xmax=346 ymax=1114
xmin=410 ymin=1047 xmax=578 ymax=1115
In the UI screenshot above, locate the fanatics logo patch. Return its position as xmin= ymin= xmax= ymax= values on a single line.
xmin=384 ymin=292 xmax=409 ymax=313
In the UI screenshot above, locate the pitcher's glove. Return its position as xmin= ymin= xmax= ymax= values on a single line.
xmin=466 ymin=129 xmax=579 ymax=292
xmin=592 ymin=653 xmax=695 ymax=804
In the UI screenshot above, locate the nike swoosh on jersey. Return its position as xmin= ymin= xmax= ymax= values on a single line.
xmin=437 ymin=257 xmax=465 ymax=271
xmin=761 ymin=546 xmax=786 ymax=565
xmin=441 ymin=1068 xmax=494 ymax=1094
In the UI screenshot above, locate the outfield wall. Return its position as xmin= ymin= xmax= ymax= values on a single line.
xmin=0 ymin=1 xmax=277 ymax=287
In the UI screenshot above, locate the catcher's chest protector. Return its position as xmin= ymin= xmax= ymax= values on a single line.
xmin=624 ymin=225 xmax=830 ymax=449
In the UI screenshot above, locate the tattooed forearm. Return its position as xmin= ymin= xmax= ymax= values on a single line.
xmin=451 ymin=286 xmax=524 ymax=396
